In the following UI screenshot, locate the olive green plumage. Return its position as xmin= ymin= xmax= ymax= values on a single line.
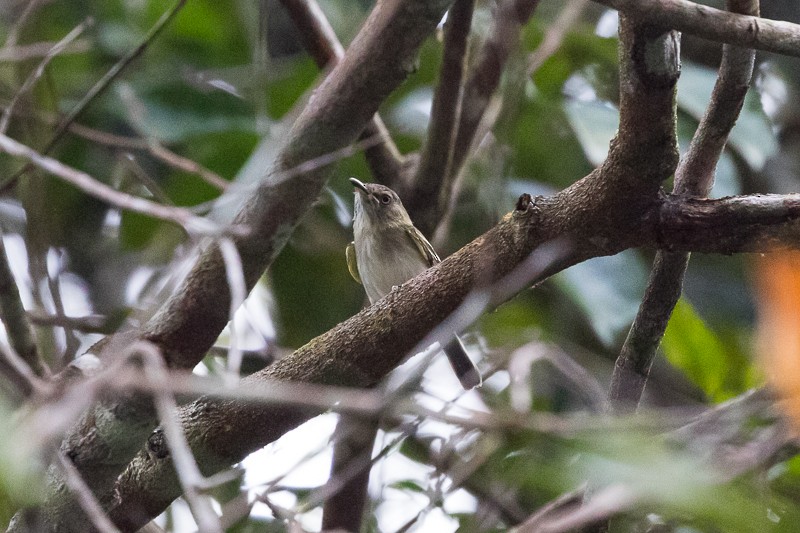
xmin=347 ymin=177 xmax=481 ymax=389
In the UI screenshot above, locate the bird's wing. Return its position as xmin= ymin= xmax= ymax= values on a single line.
xmin=345 ymin=242 xmax=362 ymax=284
xmin=405 ymin=227 xmax=441 ymax=267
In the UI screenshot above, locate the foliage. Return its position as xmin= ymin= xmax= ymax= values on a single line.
xmin=0 ymin=0 xmax=798 ymax=532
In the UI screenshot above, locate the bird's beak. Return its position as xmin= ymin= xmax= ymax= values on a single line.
xmin=349 ymin=177 xmax=369 ymax=195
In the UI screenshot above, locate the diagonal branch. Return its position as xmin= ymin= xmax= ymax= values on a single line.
xmin=10 ymin=2 xmax=456 ymax=532
xmin=0 ymin=228 xmax=47 ymax=379
xmin=593 ymin=0 xmax=800 ymax=57
xmin=105 ymin=178 xmax=800 ymax=528
xmin=279 ymin=0 xmax=405 ymax=186
xmin=407 ymin=0 xmax=475 ymax=235
xmin=0 ymin=0 xmax=189 ymax=191
xmin=449 ymin=0 xmax=542 ymax=182
xmin=609 ymin=0 xmax=759 ymax=411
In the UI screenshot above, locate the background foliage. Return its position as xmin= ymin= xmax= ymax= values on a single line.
xmin=0 ymin=0 xmax=799 ymax=531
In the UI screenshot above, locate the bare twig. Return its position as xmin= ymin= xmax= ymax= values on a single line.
xmin=520 ymin=485 xmax=638 ymax=533
xmin=0 ymin=228 xmax=47 ymax=377
xmin=134 ymin=341 xmax=222 ymax=533
xmin=0 ymin=40 xmax=91 ymax=62
xmin=0 ymin=133 xmax=226 ymax=236
xmin=594 ymin=0 xmax=800 ymax=57
xmin=56 ymin=452 xmax=121 ymax=533
xmin=279 ymin=0 xmax=405 ymax=186
xmin=120 ymin=153 xmax=175 ymax=206
xmin=116 ymin=83 xmax=230 ymax=191
xmin=2 ymin=104 xmax=230 ymax=190
xmin=26 ymin=311 xmax=123 ymax=334
xmin=527 ymin=0 xmax=588 ymax=75
xmin=408 ymin=0 xmax=476 ymax=235
xmin=0 ymin=343 xmax=47 ymax=400
xmin=609 ymin=0 xmax=758 ymax=411
xmin=218 ymin=238 xmax=246 ymax=384
xmin=0 ymin=18 xmax=92 ymax=135
xmin=45 ymin=249 xmax=82 ymax=361
xmin=515 ymin=485 xmax=586 ymax=532
xmin=2 ymin=0 xmax=44 ymax=48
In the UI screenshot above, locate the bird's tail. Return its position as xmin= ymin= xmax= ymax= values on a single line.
xmin=442 ymin=336 xmax=482 ymax=389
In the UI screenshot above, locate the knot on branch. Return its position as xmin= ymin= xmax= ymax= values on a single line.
xmin=147 ymin=428 xmax=169 ymax=459
xmin=516 ymin=193 xmax=533 ymax=211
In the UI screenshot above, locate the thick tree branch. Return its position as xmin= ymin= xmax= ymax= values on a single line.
xmin=407 ymin=0 xmax=475 ymax=235
xmin=10 ymin=2 xmax=455 ymax=532
xmin=594 ymin=0 xmax=800 ymax=57
xmin=609 ymin=0 xmax=758 ymax=411
xmin=279 ymin=0 xmax=405 ymax=186
xmin=105 ymin=179 xmax=800 ymax=528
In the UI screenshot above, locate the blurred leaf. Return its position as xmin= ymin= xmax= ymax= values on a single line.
xmin=662 ymin=299 xmax=761 ymax=403
xmin=500 ymin=425 xmax=799 ymax=532
xmin=111 ymin=83 xmax=255 ymax=143
xmin=564 ymin=98 xmax=618 ymax=166
xmin=678 ymin=62 xmax=777 ymax=171
xmin=389 ymin=480 xmax=427 ymax=493
xmin=556 ymin=251 xmax=647 ymax=348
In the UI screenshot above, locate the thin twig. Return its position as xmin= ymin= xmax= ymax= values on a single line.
xmin=408 ymin=0 xmax=476 ymax=235
xmin=450 ymin=0 xmax=543 ymax=183
xmin=0 ymin=40 xmax=91 ymax=62
xmin=134 ymin=341 xmax=222 ymax=533
xmin=56 ymin=452 xmax=121 ymax=533
xmin=45 ymin=249 xmax=82 ymax=362
xmin=117 ymin=83 xmax=230 ymax=191
xmin=1 ymin=104 xmax=230 ymax=190
xmin=26 ymin=311 xmax=123 ymax=334
xmin=526 ymin=0 xmax=588 ymax=75
xmin=0 ymin=228 xmax=47 ymax=377
xmin=121 ymin=153 xmax=175 ymax=206
xmin=519 ymin=484 xmax=638 ymax=533
xmin=0 ymin=18 xmax=93 ymax=135
xmin=0 ymin=133 xmax=228 ymax=236
xmin=2 ymin=0 xmax=44 ymax=48
xmin=514 ymin=485 xmax=586 ymax=531
xmin=218 ymin=238 xmax=246 ymax=385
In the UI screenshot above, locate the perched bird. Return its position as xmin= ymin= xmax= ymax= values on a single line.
xmin=346 ymin=177 xmax=481 ymax=389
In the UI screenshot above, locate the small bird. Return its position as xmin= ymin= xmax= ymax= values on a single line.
xmin=346 ymin=177 xmax=481 ymax=389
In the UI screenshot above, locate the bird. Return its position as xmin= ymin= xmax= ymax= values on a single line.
xmin=346 ymin=177 xmax=481 ymax=389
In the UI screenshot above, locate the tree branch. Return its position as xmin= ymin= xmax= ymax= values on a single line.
xmin=12 ymin=2 xmax=455 ymax=531
xmin=0 ymin=0 xmax=189 ymax=191
xmin=593 ymin=0 xmax=800 ymax=57
xmin=609 ymin=0 xmax=758 ymax=411
xmin=407 ymin=0 xmax=475 ymax=235
xmin=0 ymin=228 xmax=46 ymax=379
xmin=450 ymin=0 xmax=542 ymax=183
xmin=279 ymin=0 xmax=405 ymax=186
xmin=105 ymin=181 xmax=800 ymax=528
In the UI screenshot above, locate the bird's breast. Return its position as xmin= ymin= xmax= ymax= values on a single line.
xmin=353 ymin=228 xmax=429 ymax=305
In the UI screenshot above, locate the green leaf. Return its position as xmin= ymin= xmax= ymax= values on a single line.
xmin=662 ymin=299 xmax=761 ymax=402
xmin=389 ymin=480 xmax=427 ymax=494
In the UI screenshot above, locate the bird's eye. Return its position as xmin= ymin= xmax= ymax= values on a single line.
xmin=380 ymin=194 xmax=391 ymax=204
